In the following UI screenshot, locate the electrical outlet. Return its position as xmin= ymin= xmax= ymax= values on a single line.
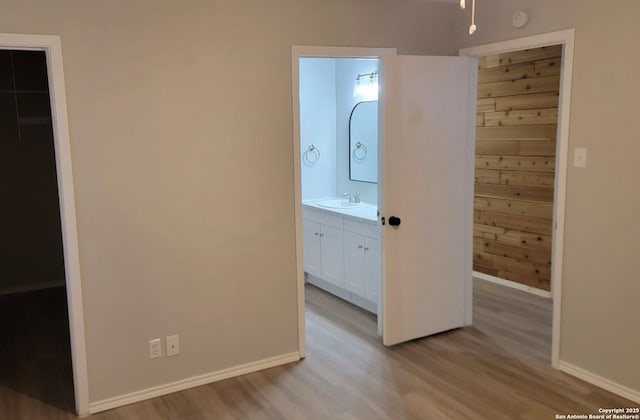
xmin=149 ymin=338 xmax=162 ymax=359
xmin=166 ymin=334 xmax=180 ymax=357
xmin=574 ymin=147 xmax=587 ymax=168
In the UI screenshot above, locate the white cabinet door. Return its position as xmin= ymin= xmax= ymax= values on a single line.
xmin=364 ymin=237 xmax=380 ymax=305
xmin=320 ymin=225 xmax=344 ymax=288
xmin=303 ymin=220 xmax=322 ymax=278
xmin=344 ymin=231 xmax=366 ymax=297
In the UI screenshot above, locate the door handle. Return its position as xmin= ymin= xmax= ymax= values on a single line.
xmin=389 ymin=216 xmax=401 ymax=227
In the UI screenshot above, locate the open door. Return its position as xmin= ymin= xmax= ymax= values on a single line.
xmin=379 ymin=55 xmax=476 ymax=346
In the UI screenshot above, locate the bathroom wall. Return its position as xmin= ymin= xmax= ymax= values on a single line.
xmin=301 ymin=58 xmax=379 ymax=204
xmin=300 ymin=58 xmax=337 ymax=200
xmin=336 ymin=59 xmax=379 ymax=204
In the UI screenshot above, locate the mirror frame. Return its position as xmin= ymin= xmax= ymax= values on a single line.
xmin=348 ymin=100 xmax=378 ymax=184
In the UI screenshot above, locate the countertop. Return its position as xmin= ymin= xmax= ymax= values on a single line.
xmin=302 ymin=198 xmax=378 ymax=223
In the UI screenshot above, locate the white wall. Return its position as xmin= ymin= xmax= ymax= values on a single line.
xmin=336 ymin=59 xmax=379 ymax=204
xmin=301 ymin=58 xmax=381 ymax=204
xmin=300 ymin=58 xmax=337 ymax=200
xmin=0 ymin=0 xmax=459 ymax=406
xmin=456 ymin=0 xmax=640 ymax=395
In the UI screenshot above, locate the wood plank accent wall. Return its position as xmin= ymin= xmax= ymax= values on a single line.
xmin=474 ymin=45 xmax=562 ymax=291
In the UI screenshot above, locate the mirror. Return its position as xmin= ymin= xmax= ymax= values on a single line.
xmin=349 ymin=101 xmax=378 ymax=183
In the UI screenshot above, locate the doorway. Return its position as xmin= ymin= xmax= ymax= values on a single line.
xmin=293 ymin=47 xmax=477 ymax=353
xmin=461 ymin=29 xmax=576 ymax=367
xmin=292 ymin=47 xmax=395 ymax=356
xmin=0 ymin=46 xmax=75 ymax=413
xmin=0 ymin=34 xmax=89 ymax=416
xmin=299 ymin=56 xmax=381 ymax=318
xmin=472 ymin=44 xmax=561 ymax=363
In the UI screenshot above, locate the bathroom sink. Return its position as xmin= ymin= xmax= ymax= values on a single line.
xmin=317 ymin=199 xmax=362 ymax=209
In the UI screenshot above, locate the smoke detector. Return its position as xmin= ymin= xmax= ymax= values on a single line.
xmin=512 ymin=10 xmax=529 ymax=29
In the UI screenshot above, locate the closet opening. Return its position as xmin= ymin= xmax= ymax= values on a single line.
xmin=0 ymin=49 xmax=75 ymax=413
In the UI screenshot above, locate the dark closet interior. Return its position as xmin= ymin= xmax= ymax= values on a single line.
xmin=0 ymin=50 xmax=65 ymax=292
xmin=0 ymin=49 xmax=75 ymax=413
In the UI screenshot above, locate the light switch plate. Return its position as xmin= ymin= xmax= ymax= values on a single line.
xmin=149 ymin=338 xmax=162 ymax=359
xmin=166 ymin=334 xmax=180 ymax=357
xmin=574 ymin=148 xmax=587 ymax=168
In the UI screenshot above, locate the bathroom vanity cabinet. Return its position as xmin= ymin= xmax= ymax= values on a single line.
xmin=302 ymin=219 xmax=344 ymax=288
xmin=302 ymin=201 xmax=380 ymax=314
xmin=344 ymin=229 xmax=380 ymax=305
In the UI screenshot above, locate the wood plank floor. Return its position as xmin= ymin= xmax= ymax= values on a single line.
xmin=0 ymin=287 xmax=75 ymax=417
xmin=0 ymin=281 xmax=636 ymax=419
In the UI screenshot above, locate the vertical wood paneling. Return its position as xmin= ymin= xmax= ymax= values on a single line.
xmin=474 ymin=46 xmax=562 ymax=291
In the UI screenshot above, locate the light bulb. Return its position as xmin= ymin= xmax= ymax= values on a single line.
xmin=468 ymin=0 xmax=477 ymax=35
xmin=460 ymin=0 xmax=465 ymax=9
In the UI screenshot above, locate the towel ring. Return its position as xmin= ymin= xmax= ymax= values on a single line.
xmin=303 ymin=144 xmax=320 ymax=165
xmin=352 ymin=142 xmax=368 ymax=162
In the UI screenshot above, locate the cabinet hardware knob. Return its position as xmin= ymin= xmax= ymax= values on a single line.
xmin=364 ymin=247 xmax=369 ymax=251
xmin=320 ymin=233 xmax=324 ymax=237
xmin=314 ymin=232 xmax=319 ymax=236
xmin=358 ymin=245 xmax=363 ymax=249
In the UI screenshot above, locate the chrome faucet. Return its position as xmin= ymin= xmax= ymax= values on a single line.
xmin=343 ymin=192 xmax=361 ymax=203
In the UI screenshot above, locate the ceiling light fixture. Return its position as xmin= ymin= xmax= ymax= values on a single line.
xmin=459 ymin=0 xmax=477 ymax=35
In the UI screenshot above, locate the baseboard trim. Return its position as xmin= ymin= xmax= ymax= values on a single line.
xmin=89 ymin=352 xmax=301 ymax=414
xmin=558 ymin=361 xmax=640 ymax=404
xmin=473 ymin=271 xmax=551 ymax=298
xmin=307 ymin=274 xmax=377 ymax=315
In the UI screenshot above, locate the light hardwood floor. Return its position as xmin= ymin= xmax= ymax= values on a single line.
xmin=0 ymin=281 xmax=636 ymax=419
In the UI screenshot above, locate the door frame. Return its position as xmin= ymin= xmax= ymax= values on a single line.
xmin=0 ymin=33 xmax=90 ymax=416
xmin=291 ymin=46 xmax=396 ymax=357
xmin=460 ymin=29 xmax=576 ymax=368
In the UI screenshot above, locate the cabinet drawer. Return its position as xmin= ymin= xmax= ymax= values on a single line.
xmin=303 ymin=206 xmax=343 ymax=229
xmin=344 ymin=218 xmax=379 ymax=238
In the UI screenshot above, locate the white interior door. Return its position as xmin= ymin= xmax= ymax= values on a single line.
xmin=379 ymin=55 xmax=476 ymax=346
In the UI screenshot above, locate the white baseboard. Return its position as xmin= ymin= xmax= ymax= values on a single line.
xmin=473 ymin=271 xmax=551 ymax=298
xmin=89 ymin=352 xmax=301 ymax=414
xmin=307 ymin=274 xmax=378 ymax=315
xmin=558 ymin=361 xmax=640 ymax=404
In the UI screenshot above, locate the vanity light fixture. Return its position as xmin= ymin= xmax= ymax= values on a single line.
xmin=353 ymin=71 xmax=379 ymax=100
xmin=460 ymin=0 xmax=477 ymax=35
